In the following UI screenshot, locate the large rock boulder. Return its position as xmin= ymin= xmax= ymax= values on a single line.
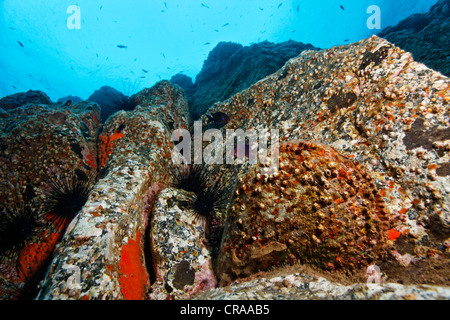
xmin=36 ymin=81 xmax=190 ymax=300
xmin=0 ymin=99 xmax=100 ymax=299
xmin=217 ymin=140 xmax=394 ymax=285
xmin=205 ymin=35 xmax=449 ymax=288
xmin=188 ymin=40 xmax=319 ymax=119
xmin=148 ymin=188 xmax=217 ymax=300
xmin=378 ymin=0 xmax=450 ymax=77
xmin=87 ymin=85 xmax=137 ymax=123
xmin=8 ymin=35 xmax=447 ymax=300
xmin=0 ymin=90 xmax=52 ymax=111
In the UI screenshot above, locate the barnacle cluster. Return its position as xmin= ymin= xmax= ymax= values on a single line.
xmin=217 ymin=140 xmax=396 ymax=283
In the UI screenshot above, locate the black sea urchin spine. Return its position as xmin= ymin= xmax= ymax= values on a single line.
xmin=43 ymin=169 xmax=97 ymax=229
xmin=0 ymin=201 xmax=45 ymax=261
xmin=171 ymin=164 xmax=232 ymax=226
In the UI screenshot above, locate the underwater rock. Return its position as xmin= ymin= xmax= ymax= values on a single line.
xmin=0 ymin=101 xmax=100 ymax=299
xmin=190 ymin=40 xmax=319 ymax=119
xmin=216 ymin=141 xmax=394 ymax=285
xmin=207 ymin=35 xmax=449 ymax=287
xmin=378 ymin=0 xmax=450 ymax=77
xmin=170 ymin=73 xmax=195 ymax=97
xmin=87 ymin=85 xmax=133 ymax=123
xmin=149 ymin=188 xmax=217 ymax=300
xmin=194 ymin=270 xmax=450 ymax=300
xmin=29 ymin=35 xmax=449 ymax=300
xmin=57 ymin=95 xmax=83 ymax=104
xmin=0 ymin=90 xmax=52 ymax=110
xmin=36 ymin=81 xmax=190 ymax=300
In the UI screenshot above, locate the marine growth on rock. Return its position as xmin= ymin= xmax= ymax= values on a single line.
xmin=217 ymin=140 xmax=396 ymax=284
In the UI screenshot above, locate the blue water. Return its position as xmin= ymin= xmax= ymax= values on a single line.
xmin=0 ymin=0 xmax=438 ymax=101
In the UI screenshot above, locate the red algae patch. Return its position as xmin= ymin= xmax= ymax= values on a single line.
xmin=98 ymin=130 xmax=125 ymax=169
xmin=119 ymin=230 xmax=149 ymax=300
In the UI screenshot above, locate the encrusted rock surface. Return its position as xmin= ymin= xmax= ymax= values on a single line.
xmin=1 ymin=34 xmax=449 ymax=300
xmin=194 ymin=270 xmax=450 ymax=300
xmin=149 ymin=188 xmax=217 ymax=300
xmin=36 ymin=81 xmax=190 ymax=300
xmin=0 ymin=100 xmax=100 ymax=299
xmin=206 ymin=35 xmax=449 ymax=288
xmin=217 ymin=140 xmax=394 ymax=285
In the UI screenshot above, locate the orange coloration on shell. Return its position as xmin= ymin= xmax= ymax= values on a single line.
xmin=119 ymin=230 xmax=149 ymax=300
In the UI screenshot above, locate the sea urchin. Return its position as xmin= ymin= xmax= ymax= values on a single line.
xmin=172 ymin=164 xmax=230 ymax=226
xmin=43 ymin=169 xmax=97 ymax=229
xmin=0 ymin=202 xmax=45 ymax=261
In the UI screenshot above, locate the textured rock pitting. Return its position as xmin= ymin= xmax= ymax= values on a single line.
xmin=217 ymin=141 xmax=395 ymax=285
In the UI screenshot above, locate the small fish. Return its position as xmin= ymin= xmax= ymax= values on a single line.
xmin=142 ymin=69 xmax=148 ymax=73
xmin=277 ymin=3 xmax=283 ymax=9
xmin=164 ymin=2 xmax=168 ymax=9
xmin=297 ymin=5 xmax=299 ymax=12
xmin=201 ymin=3 xmax=210 ymax=9
xmin=100 ymin=5 xmax=103 ymax=10
xmin=140 ymin=76 xmax=146 ymax=79
xmin=204 ymin=42 xmax=210 ymax=45
xmin=207 ymin=112 xmax=230 ymax=125
xmin=17 ymin=41 xmax=24 ymax=47
xmin=222 ymin=23 xmax=229 ymax=27
xmin=117 ymin=45 xmax=127 ymax=49
xmin=161 ymin=52 xmax=166 ymax=59
xmin=340 ymin=5 xmax=345 ymax=10
xmin=214 ymin=29 xmax=219 ymax=32
xmin=96 ymin=53 xmax=99 ymax=58
xmin=344 ymin=39 xmax=349 ymax=42
xmin=259 ymin=7 xmax=264 ymax=11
